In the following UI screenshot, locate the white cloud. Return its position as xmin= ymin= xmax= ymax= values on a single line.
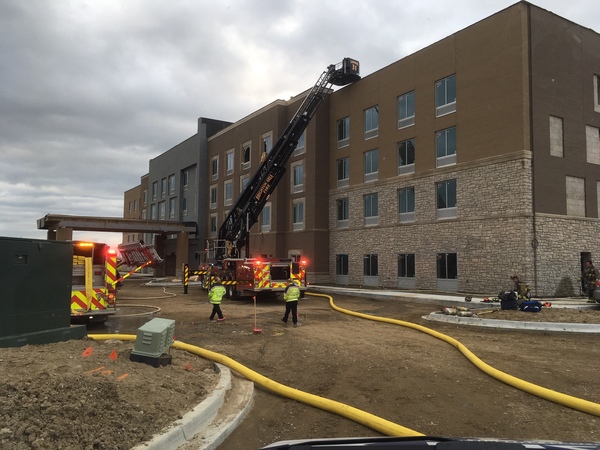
xmin=1 ymin=0 xmax=599 ymax=241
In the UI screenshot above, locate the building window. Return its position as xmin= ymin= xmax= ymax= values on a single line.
xmin=437 ymin=179 xmax=457 ymax=219
xmin=435 ymin=74 xmax=456 ymax=117
xmin=586 ymin=125 xmax=600 ymax=165
xmin=210 ymin=213 xmax=218 ymax=237
xmin=398 ymin=91 xmax=415 ymax=129
xmin=224 ymin=180 xmax=233 ymax=206
xmin=292 ymin=199 xmax=304 ymax=231
xmin=336 ymin=254 xmax=349 ymax=276
xmin=161 ymin=178 xmax=167 ymax=197
xmin=337 ymin=198 xmax=349 ymax=228
xmin=363 ymin=254 xmax=378 ymax=276
xmin=398 ymin=187 xmax=415 ymax=223
xmin=143 ymin=190 xmax=148 ymax=206
xmin=133 ymin=199 xmax=137 ymax=212
xmin=436 ymin=127 xmax=457 ymax=167
xmin=159 ymin=201 xmax=166 ymax=220
xmin=291 ymin=161 xmax=304 ymax=193
xmin=337 ymin=157 xmax=349 ymax=188
xmin=168 ymin=198 xmax=176 ymax=219
xmin=152 ymin=181 xmax=158 ymax=201
xmin=566 ymin=176 xmax=586 ymax=217
xmin=364 ymin=192 xmax=378 ymax=226
xmin=398 ymin=139 xmax=415 ymax=175
xmin=261 ymin=203 xmax=271 ymax=232
xmin=242 ymin=142 xmax=251 ymax=170
xmin=549 ymin=116 xmax=564 ymax=158
xmin=182 ymin=171 xmax=189 ymax=189
xmin=337 ymin=116 xmax=350 ymax=148
xmin=226 ymin=149 xmax=234 ymax=174
xmin=211 ymin=156 xmax=219 ymax=180
xmin=294 ymin=130 xmax=306 ymax=156
xmin=128 ymin=201 xmax=132 ymax=214
xmin=398 ymin=253 xmax=415 ymax=278
xmin=150 ymin=204 xmax=157 ymax=220
xmin=437 ymin=253 xmax=457 ymax=280
xmin=168 ymin=174 xmax=175 ymax=194
xmin=182 ymin=197 xmax=187 ymax=216
xmin=594 ymin=74 xmax=600 ymax=113
xmin=240 ymin=174 xmax=249 ymax=193
xmin=210 ymin=185 xmax=217 ymax=209
xmin=364 ymin=105 xmax=379 ymax=139
xmin=364 ymin=149 xmax=378 ymax=182
xmin=262 ymin=133 xmax=273 ymax=156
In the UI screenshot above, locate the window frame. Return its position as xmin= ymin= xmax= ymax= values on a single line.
xmin=364 ymin=105 xmax=379 ymax=139
xmin=435 ymin=74 xmax=457 ymax=117
xmin=337 ymin=116 xmax=350 ymax=148
xmin=363 ymin=254 xmax=378 ymax=277
xmin=226 ymin=149 xmax=234 ymax=174
xmin=398 ymin=253 xmax=416 ymax=278
xmin=291 ymin=160 xmax=304 ymax=193
xmin=242 ymin=142 xmax=251 ymax=170
xmin=436 ymin=127 xmax=457 ymax=167
xmin=224 ymin=180 xmax=233 ymax=206
xmin=210 ymin=185 xmax=217 ymax=209
xmin=436 ymin=179 xmax=457 ymax=219
xmin=398 ymin=186 xmax=415 ymax=223
xmin=336 ymin=254 xmax=349 ymax=276
xmin=261 ymin=202 xmax=272 ymax=232
xmin=211 ymin=156 xmax=219 ymax=181
xmin=364 ymin=149 xmax=379 ymax=182
xmin=398 ymin=138 xmax=415 ymax=175
xmin=398 ymin=91 xmax=415 ymax=129
xmin=337 ymin=157 xmax=349 ymax=188
xmin=437 ymin=252 xmax=457 ymax=280
xmin=336 ymin=197 xmax=349 ymax=228
xmin=292 ymin=198 xmax=305 ymax=231
xmin=364 ymin=192 xmax=378 ymax=226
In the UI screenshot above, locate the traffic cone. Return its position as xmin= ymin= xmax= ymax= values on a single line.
xmin=109 ymin=350 xmax=118 ymax=361
xmin=82 ymin=346 xmax=93 ymax=357
xmin=185 ymin=361 xmax=192 ymax=371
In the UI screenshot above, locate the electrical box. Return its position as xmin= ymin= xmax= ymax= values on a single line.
xmin=131 ymin=318 xmax=175 ymax=358
xmin=0 ymin=236 xmax=86 ymax=348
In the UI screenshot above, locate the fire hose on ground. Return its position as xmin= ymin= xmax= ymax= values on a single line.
xmin=88 ymin=291 xmax=600 ymax=438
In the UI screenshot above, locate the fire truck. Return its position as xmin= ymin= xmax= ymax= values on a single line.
xmin=70 ymin=240 xmax=162 ymax=322
xmin=204 ymin=58 xmax=360 ymax=299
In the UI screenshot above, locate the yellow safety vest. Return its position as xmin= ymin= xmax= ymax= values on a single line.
xmin=209 ymin=285 xmax=226 ymax=304
xmin=284 ymin=286 xmax=300 ymax=302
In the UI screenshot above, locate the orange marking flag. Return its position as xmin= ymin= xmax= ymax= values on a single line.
xmin=82 ymin=346 xmax=94 ymax=357
xmin=109 ymin=350 xmax=118 ymax=360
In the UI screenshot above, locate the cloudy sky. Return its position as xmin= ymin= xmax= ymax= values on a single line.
xmin=1 ymin=0 xmax=599 ymax=247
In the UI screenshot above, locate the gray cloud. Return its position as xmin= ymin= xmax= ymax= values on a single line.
xmin=1 ymin=0 xmax=598 ymax=245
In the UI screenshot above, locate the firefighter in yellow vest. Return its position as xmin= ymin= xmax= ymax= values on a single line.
xmin=208 ymin=277 xmax=226 ymax=321
xmin=282 ymin=281 xmax=301 ymax=326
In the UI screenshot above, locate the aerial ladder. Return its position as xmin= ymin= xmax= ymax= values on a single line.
xmin=213 ymin=57 xmax=360 ymax=263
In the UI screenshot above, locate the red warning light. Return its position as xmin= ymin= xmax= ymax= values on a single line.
xmin=300 ymin=259 xmax=308 ymax=266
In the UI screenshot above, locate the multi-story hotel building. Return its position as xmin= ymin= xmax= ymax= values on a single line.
xmin=125 ymin=2 xmax=600 ymax=297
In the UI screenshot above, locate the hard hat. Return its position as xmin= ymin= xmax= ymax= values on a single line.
xmin=214 ymin=277 xmax=221 ymax=283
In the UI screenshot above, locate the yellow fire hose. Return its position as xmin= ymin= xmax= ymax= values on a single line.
xmin=87 ymin=333 xmax=422 ymax=437
xmin=88 ymin=290 xmax=600 ymax=439
xmin=309 ymin=292 xmax=600 ymax=417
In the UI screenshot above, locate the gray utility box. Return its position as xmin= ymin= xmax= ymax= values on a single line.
xmin=0 ymin=236 xmax=86 ymax=347
xmin=130 ymin=318 xmax=176 ymax=367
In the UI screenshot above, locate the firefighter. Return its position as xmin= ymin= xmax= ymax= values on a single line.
xmin=208 ymin=277 xmax=226 ymax=321
xmin=282 ymin=281 xmax=301 ymax=326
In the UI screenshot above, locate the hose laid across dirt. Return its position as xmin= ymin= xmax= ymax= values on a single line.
xmin=87 ymin=333 xmax=423 ymax=437
xmin=307 ymin=292 xmax=600 ymax=417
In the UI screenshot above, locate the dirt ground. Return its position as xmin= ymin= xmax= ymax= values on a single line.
xmin=3 ymin=279 xmax=600 ymax=450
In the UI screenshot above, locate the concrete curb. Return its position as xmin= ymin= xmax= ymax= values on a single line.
xmin=133 ymin=363 xmax=254 ymax=450
xmin=423 ymin=311 xmax=600 ymax=333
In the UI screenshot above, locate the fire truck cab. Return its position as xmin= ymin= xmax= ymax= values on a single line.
xmin=207 ymin=257 xmax=307 ymax=300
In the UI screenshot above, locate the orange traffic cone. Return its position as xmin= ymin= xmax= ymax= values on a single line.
xmin=109 ymin=350 xmax=118 ymax=361
xmin=82 ymin=346 xmax=94 ymax=357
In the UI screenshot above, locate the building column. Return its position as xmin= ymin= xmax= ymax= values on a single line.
xmin=56 ymin=228 xmax=73 ymax=241
xmin=175 ymin=232 xmax=189 ymax=279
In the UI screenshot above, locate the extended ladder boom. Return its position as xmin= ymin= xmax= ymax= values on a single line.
xmin=216 ymin=58 xmax=360 ymax=261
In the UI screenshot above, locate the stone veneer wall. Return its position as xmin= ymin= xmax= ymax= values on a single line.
xmin=328 ymin=156 xmax=543 ymax=295
xmin=328 ymin=155 xmax=600 ymax=297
